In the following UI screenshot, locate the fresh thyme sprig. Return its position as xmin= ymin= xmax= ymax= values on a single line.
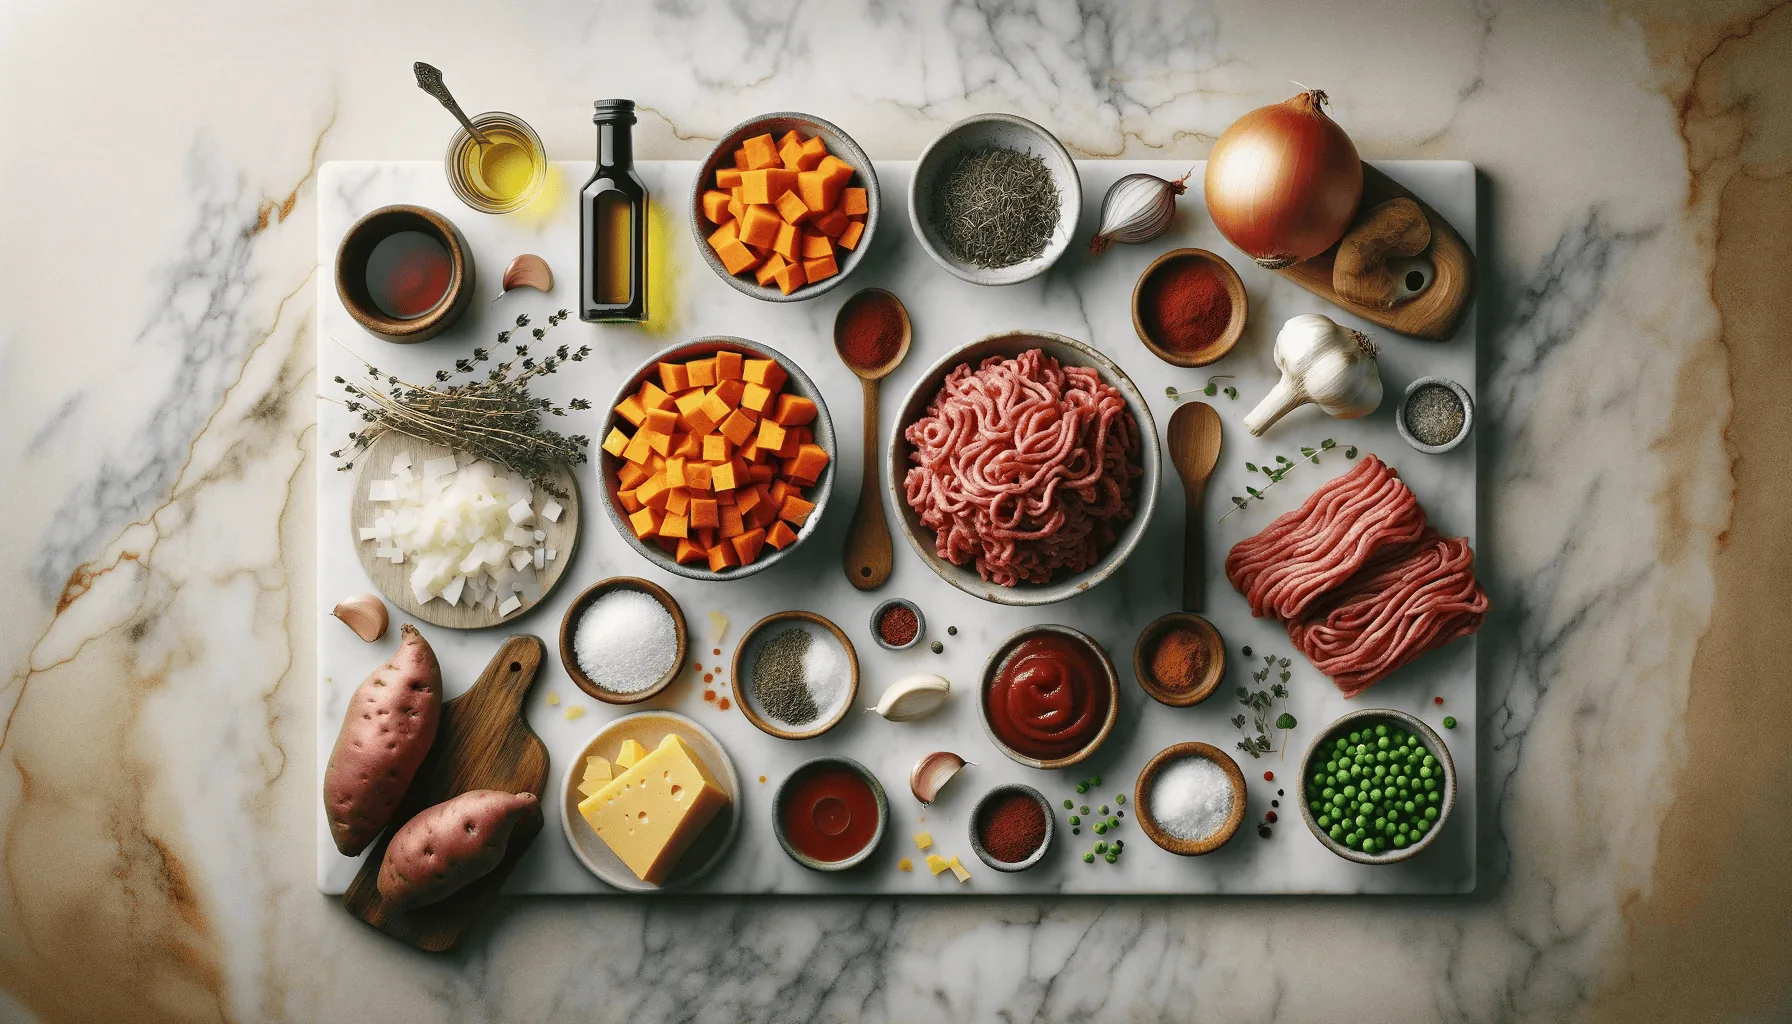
xmin=1165 ymin=375 xmax=1236 ymax=401
xmin=1230 ymin=654 xmax=1296 ymax=759
xmin=1219 ymin=437 xmax=1359 ymax=522
xmin=327 ymin=310 xmax=592 ymax=498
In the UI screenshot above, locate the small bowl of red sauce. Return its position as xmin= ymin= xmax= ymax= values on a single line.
xmin=968 ymin=784 xmax=1056 ymax=872
xmin=772 ymin=755 xmax=889 ymax=872
xmin=978 ymin=624 xmax=1119 ymax=770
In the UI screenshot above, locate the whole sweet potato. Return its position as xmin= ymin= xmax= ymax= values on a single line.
xmin=324 ymin=624 xmax=443 ymax=856
xmin=377 ymin=789 xmax=538 ymax=908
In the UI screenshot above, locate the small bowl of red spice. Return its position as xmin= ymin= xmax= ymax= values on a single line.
xmin=1131 ymin=247 xmax=1248 ymax=367
xmin=869 ymin=598 xmax=925 ymax=652
xmin=1132 ymin=612 xmax=1226 ymax=707
xmin=968 ymin=783 xmax=1055 ymax=872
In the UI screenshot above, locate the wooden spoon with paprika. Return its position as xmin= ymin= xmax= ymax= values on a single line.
xmin=833 ymin=288 xmax=912 ymax=590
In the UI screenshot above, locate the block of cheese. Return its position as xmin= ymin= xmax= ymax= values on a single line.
xmin=577 ymin=734 xmax=730 ymax=884
xmin=577 ymin=755 xmax=614 ymax=798
xmin=614 ymin=738 xmax=648 ymax=770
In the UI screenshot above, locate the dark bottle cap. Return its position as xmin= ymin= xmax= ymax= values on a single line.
xmin=593 ymin=99 xmax=637 ymax=124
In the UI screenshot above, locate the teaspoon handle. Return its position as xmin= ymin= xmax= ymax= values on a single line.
xmin=413 ymin=62 xmax=490 ymax=145
xmin=1182 ymin=481 xmax=1206 ymax=613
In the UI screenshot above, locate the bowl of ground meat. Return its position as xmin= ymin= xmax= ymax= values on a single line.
xmin=888 ymin=331 xmax=1161 ymax=606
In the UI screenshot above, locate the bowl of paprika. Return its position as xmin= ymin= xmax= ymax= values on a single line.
xmin=1132 ymin=612 xmax=1226 ymax=707
xmin=1131 ymin=247 xmax=1248 ymax=367
xmin=967 ymin=783 xmax=1055 ymax=872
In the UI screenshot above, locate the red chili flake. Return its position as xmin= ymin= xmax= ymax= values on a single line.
xmin=1263 ymin=771 xmax=1274 ymax=782
xmin=1265 ymin=810 xmax=1278 ymax=823
xmin=718 ymin=697 xmax=731 ymax=711
xmin=1434 ymin=696 xmax=1444 ymax=705
xmin=703 ymin=690 xmax=716 ymax=702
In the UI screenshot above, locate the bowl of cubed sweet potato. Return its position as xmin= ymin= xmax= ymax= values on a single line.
xmin=689 ymin=112 xmax=879 ymax=301
xmin=596 ymin=337 xmax=837 ymax=580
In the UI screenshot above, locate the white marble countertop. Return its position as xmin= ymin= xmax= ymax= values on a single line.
xmin=3 ymin=1 xmax=1790 ymax=1021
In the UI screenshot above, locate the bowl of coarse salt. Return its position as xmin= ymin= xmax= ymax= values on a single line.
xmin=1133 ymin=742 xmax=1247 ymax=856
xmin=558 ymin=577 xmax=688 ymax=704
xmin=731 ymin=610 xmax=859 ymax=740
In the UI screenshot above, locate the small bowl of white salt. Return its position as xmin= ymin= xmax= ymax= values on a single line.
xmin=1134 ymin=742 xmax=1247 ymax=856
xmin=558 ymin=577 xmax=688 ymax=704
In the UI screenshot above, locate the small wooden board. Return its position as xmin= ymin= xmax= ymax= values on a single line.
xmin=1274 ymin=164 xmax=1476 ymax=341
xmin=341 ymin=634 xmax=550 ymax=951
xmin=348 ymin=431 xmax=580 ymax=629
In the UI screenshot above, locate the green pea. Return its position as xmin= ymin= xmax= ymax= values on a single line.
xmin=1342 ymin=785 xmax=1357 ymax=798
xmin=1084 ymin=852 xmax=1095 ymax=863
xmin=1077 ymin=782 xmax=1089 ymax=793
xmin=1322 ymin=787 xmax=1336 ymax=800
xmin=1419 ymin=766 xmax=1433 ymax=779
xmin=1329 ymin=825 xmax=1344 ymax=840
xmin=1349 ymin=730 xmax=1363 ymax=743
xmin=1414 ymin=819 xmax=1430 ymax=835
xmin=1423 ymin=755 xmax=1436 ymax=767
xmin=1081 ymin=805 xmax=1091 ymax=814
xmin=1072 ymin=828 xmax=1080 ymax=835
xmin=1404 ymin=801 xmax=1416 ymax=813
xmin=1318 ymin=814 xmax=1331 ymax=829
xmin=1105 ymin=853 xmax=1118 ymax=864
xmin=1424 ymin=779 xmax=1438 ymax=792
xmin=1094 ymin=822 xmax=1108 ymax=834
xmin=1355 ymin=814 xmax=1368 ymax=828
xmin=1108 ymin=818 xmax=1120 ymax=829
xmin=1116 ymin=794 xmax=1126 ymax=805
xmin=1359 ymin=803 xmax=1373 ymax=816
xmin=1350 ymin=765 xmax=1364 ymax=778
xmin=1425 ymin=806 xmax=1439 ymax=821
xmin=1345 ymin=833 xmax=1362 ymax=849
xmin=1387 ymin=808 xmax=1400 ymax=822
xmin=1064 ymin=800 xmax=1073 ymax=809
xmin=1427 ymin=790 xmax=1440 ymax=803
xmin=1090 ymin=775 xmax=1101 ymax=786
xmin=1094 ymin=841 xmax=1107 ymax=854
xmin=1374 ymin=816 xmax=1387 ymax=830
xmin=1099 ymin=805 xmax=1109 ymax=815
xmin=1393 ymin=834 xmax=1408 ymax=848
xmin=1335 ymin=737 xmax=1349 ymax=750
xmin=1373 ymin=765 xmax=1387 ymax=779
xmin=1368 ymin=789 xmax=1382 ymax=802
xmin=1377 ymin=736 xmax=1389 ymax=750
xmin=1443 ymin=716 xmax=1457 ymax=729
xmin=1069 ymin=815 xmax=1080 ymax=825
xmin=1374 ymin=724 xmax=1387 ymax=737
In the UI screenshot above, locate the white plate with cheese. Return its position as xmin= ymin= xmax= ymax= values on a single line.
xmin=559 ymin=710 xmax=742 ymax=891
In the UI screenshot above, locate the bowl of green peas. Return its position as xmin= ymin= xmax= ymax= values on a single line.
xmin=1298 ymin=708 xmax=1455 ymax=864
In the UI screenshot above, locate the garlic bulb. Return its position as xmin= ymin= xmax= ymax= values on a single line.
xmin=1242 ymin=314 xmax=1382 ymax=436
xmin=1088 ymin=171 xmax=1190 ymax=254
xmin=868 ymin=673 xmax=951 ymax=722
xmin=332 ymin=593 xmax=389 ymax=642
xmin=910 ymin=751 xmax=970 ymax=804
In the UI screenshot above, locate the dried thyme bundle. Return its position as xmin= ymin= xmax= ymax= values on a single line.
xmin=329 ymin=310 xmax=592 ymax=497
xmin=929 ymin=146 xmax=1060 ymax=268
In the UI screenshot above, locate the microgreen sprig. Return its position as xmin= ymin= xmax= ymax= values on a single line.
xmin=1165 ymin=375 xmax=1237 ymax=401
xmin=1219 ymin=438 xmax=1358 ymax=522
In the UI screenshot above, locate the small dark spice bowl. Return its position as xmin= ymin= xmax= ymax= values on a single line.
xmin=1131 ymin=248 xmax=1248 ymax=367
xmin=869 ymin=598 xmax=925 ymax=652
xmin=1132 ymin=612 xmax=1226 ymax=707
xmin=1395 ymin=376 xmax=1475 ymax=455
xmin=558 ymin=577 xmax=688 ymax=705
xmin=334 ymin=204 xmax=475 ymax=343
xmin=967 ymin=783 xmax=1055 ymax=872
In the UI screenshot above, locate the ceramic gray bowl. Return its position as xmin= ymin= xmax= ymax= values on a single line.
xmin=976 ymin=624 xmax=1119 ymax=770
xmin=887 ymin=330 xmax=1161 ymax=606
xmin=688 ymin=111 xmax=880 ymax=302
xmin=1394 ymin=376 xmax=1475 ymax=455
xmin=772 ymin=755 xmax=889 ymax=872
xmin=596 ymin=336 xmax=836 ymax=581
xmin=908 ymin=113 xmax=1082 ymax=286
xmin=1297 ymin=707 xmax=1457 ymax=865
xmin=967 ymin=783 xmax=1056 ymax=872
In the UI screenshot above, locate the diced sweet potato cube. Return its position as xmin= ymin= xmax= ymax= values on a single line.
xmin=744 ymin=359 xmax=787 ymax=390
xmin=716 ymin=487 xmax=737 ymax=505
xmin=740 ymin=168 xmax=799 ymax=206
xmin=780 ymin=495 xmax=817 ymax=527
xmin=790 ymin=443 xmax=831 ymax=483
xmin=715 ymin=351 xmax=743 ymax=380
xmin=737 ymin=437 xmax=761 ymax=463
xmin=645 ymin=430 xmax=672 ymax=457
xmin=716 ymin=167 xmax=743 ymax=189
xmin=664 ymin=488 xmax=691 ymax=517
xmin=842 ymin=187 xmax=868 ymax=216
xmin=673 ymin=431 xmax=703 ymax=459
xmin=778 ymin=136 xmax=806 ymax=171
xmin=664 ymin=457 xmax=688 ymax=489
xmin=772 ymin=260 xmax=807 ymax=294
xmin=771 ymin=394 xmax=818 ymax=426
xmin=634 ymin=384 xmax=671 ymax=416
xmin=660 ymin=513 xmax=690 ymax=540
xmin=748 ymin=497 xmax=782 ymax=530
xmin=686 ymin=461 xmax=714 ymax=491
xmin=637 ymin=472 xmax=671 ymax=510
xmin=741 ymin=133 xmax=780 ymax=170
xmin=711 ymin=460 xmax=741 ymax=492
xmin=675 ymin=538 xmax=707 ymax=565
xmin=696 ymin=527 xmax=717 ymax=550
xmin=690 ymin=498 xmax=720 ymax=529
xmin=817 ymin=154 xmax=854 ymax=186
xmin=710 ymin=379 xmax=745 ymax=407
xmin=766 ymin=521 xmax=799 ymax=550
xmin=621 ymin=429 xmax=653 ymax=465
xmin=719 ymin=504 xmax=746 ymax=538
xmin=717 ymin=241 xmax=759 ymax=276
xmin=602 ymin=427 xmax=630 ymax=457
xmin=706 ymin=219 xmax=740 ymax=253
xmin=614 ymin=394 xmax=648 ymax=427
xmin=776 ymin=128 xmax=802 ymax=150
xmin=648 ymin=452 xmax=667 ymax=472
xmin=768 ymin=478 xmax=792 ymax=505
xmin=795 ymin=136 xmax=828 ymax=170
xmin=748 ymin=464 xmax=775 ymax=485
xmin=643 ymin=408 xmax=678 ymax=436
xmin=701 ymin=434 xmax=731 ymax=463
xmin=686 ymin=357 xmax=717 ymax=389
xmin=727 ymin=187 xmax=745 ymax=223
xmin=774 ymin=189 xmax=811 ymax=225
xmin=800 ymin=232 xmax=833 ymax=259
xmin=673 ymin=387 xmax=707 ymax=420
xmin=737 ymin=205 xmax=782 ymax=251
xmin=756 ymin=418 xmax=789 ymax=453
xmin=618 ymin=460 xmax=650 ymax=490
xmin=737 ymin=382 xmax=772 ymax=415
xmin=732 ymin=528 xmax=767 ymax=565
xmin=735 ymin=484 xmax=764 ymax=517
xmin=838 ymin=219 xmax=865 ymax=251
xmin=701 ymin=190 xmax=733 ymax=224
xmin=706 ymin=543 xmax=738 ymax=573
xmin=803 ymin=253 xmax=839 ymax=283
xmin=732 ymin=146 xmax=751 ymax=170
xmin=617 ymin=488 xmax=643 ymax=514
xmin=699 ymin=391 xmax=733 ymax=428
xmin=628 ymin=507 xmax=662 ymax=539
xmin=719 ymin=408 xmax=758 ymax=446
xmin=754 ymin=253 xmax=787 ymax=287
xmin=812 ymin=206 xmax=848 ymax=238
xmin=797 ymin=170 xmax=842 ymax=213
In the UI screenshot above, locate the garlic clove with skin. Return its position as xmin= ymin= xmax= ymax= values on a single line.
xmin=910 ymin=751 xmax=971 ymax=805
xmin=1242 ymin=313 xmax=1382 ymax=436
xmin=332 ymin=593 xmax=390 ymax=641
xmin=868 ymin=673 xmax=951 ymax=722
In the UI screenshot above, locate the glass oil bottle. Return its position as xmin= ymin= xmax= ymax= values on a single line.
xmin=580 ymin=99 xmax=647 ymax=322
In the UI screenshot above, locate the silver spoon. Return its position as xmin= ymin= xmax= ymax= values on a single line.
xmin=413 ymin=62 xmax=491 ymax=145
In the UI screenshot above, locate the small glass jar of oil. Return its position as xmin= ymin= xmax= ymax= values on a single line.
xmin=444 ymin=111 xmax=546 ymax=214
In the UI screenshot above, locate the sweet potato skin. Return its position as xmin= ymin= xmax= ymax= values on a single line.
xmin=376 ymin=790 xmax=538 ymax=908
xmin=324 ymin=624 xmax=443 ymax=856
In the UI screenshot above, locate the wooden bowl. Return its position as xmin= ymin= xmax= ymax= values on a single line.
xmin=1133 ymin=742 xmax=1247 ymax=856
xmin=595 ymin=336 xmax=837 ymax=581
xmin=887 ymin=330 xmax=1161 ymax=606
xmin=771 ymin=755 xmax=889 ymax=872
xmin=1131 ymin=248 xmax=1248 ymax=367
xmin=334 ymin=204 xmax=475 ymax=343
xmin=557 ymin=577 xmax=687 ymax=704
xmin=966 ymin=784 xmax=1056 ymax=872
xmin=731 ymin=611 xmax=859 ymax=740
xmin=1297 ymin=708 xmax=1456 ymax=865
xmin=1131 ymin=612 xmax=1226 ymax=707
xmin=976 ymin=624 xmax=1119 ymax=770
xmin=688 ymin=111 xmax=879 ymax=302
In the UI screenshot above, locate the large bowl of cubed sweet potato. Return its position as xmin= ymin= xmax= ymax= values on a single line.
xmin=690 ymin=112 xmax=879 ymax=302
xmin=596 ymin=336 xmax=837 ymax=580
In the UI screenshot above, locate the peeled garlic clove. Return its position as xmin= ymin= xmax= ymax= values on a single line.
xmin=911 ymin=751 xmax=970 ymax=805
xmin=868 ymin=673 xmax=951 ymax=722
xmin=332 ymin=593 xmax=389 ymax=642
xmin=499 ymin=254 xmax=553 ymax=297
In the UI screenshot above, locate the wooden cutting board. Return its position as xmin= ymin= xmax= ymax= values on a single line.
xmin=1274 ymin=164 xmax=1476 ymax=341
xmin=341 ymin=634 xmax=549 ymax=951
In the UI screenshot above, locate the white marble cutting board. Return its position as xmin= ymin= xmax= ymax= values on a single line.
xmin=316 ymin=158 xmax=1477 ymax=896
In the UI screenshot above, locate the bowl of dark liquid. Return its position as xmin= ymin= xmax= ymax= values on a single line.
xmin=334 ymin=204 xmax=475 ymax=343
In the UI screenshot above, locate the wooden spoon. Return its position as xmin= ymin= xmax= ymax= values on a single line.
xmin=833 ymin=288 xmax=913 ymax=590
xmin=1167 ymin=401 xmax=1223 ymax=612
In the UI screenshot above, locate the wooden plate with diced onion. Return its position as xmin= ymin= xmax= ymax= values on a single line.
xmin=348 ymin=431 xmax=580 ymax=629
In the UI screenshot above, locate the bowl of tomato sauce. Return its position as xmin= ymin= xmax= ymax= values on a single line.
xmin=772 ymin=755 xmax=889 ymax=871
xmin=978 ymin=624 xmax=1119 ymax=770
